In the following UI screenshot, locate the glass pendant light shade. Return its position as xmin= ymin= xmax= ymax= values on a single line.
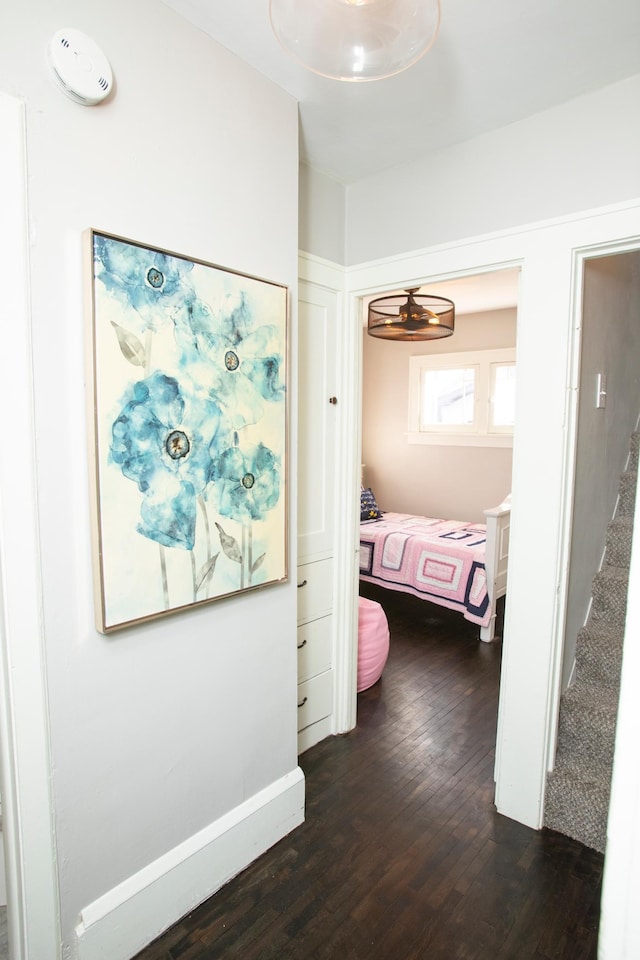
xmin=368 ymin=288 xmax=455 ymax=340
xmin=269 ymin=0 xmax=441 ymax=82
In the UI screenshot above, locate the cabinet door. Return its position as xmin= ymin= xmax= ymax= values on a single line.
xmin=297 ymin=281 xmax=339 ymax=561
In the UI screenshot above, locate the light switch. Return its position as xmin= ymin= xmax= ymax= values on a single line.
xmin=596 ymin=373 xmax=607 ymax=409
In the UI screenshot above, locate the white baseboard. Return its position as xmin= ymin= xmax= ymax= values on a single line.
xmin=74 ymin=767 xmax=305 ymax=960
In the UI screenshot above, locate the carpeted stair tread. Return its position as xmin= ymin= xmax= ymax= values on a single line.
xmin=576 ymin=618 xmax=624 ymax=650
xmin=561 ymin=678 xmax=619 ymax=715
xmin=592 ymin=563 xmax=630 ymax=589
xmin=545 ymin=760 xmax=611 ymax=852
xmin=616 ymin=469 xmax=637 ymax=516
xmin=605 ymin=516 xmax=634 ymax=568
xmin=575 ymin=620 xmax=624 ymax=687
xmin=554 ymin=682 xmax=619 ymax=771
xmin=591 ymin=563 xmax=629 ymax=625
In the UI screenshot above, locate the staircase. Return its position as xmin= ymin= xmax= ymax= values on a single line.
xmin=544 ymin=431 xmax=638 ymax=853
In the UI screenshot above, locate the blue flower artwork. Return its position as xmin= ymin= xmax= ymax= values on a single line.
xmin=87 ymin=231 xmax=287 ymax=632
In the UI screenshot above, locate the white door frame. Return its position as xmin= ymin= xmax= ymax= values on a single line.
xmin=0 ymin=91 xmax=61 ymax=960
xmin=335 ymin=198 xmax=640 ymax=830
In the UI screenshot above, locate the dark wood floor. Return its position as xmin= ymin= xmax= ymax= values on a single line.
xmin=134 ymin=587 xmax=604 ymax=960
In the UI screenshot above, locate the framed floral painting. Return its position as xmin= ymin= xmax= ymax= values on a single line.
xmin=86 ymin=230 xmax=288 ymax=632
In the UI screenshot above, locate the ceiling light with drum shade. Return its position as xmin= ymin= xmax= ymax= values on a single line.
xmin=367 ymin=288 xmax=455 ymax=341
xmin=268 ymin=0 xmax=441 ymax=82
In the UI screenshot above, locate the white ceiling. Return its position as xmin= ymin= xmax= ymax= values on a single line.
xmin=415 ymin=268 xmax=520 ymax=315
xmin=162 ymin=0 xmax=640 ymax=185
xmin=363 ymin=267 xmax=521 ymax=316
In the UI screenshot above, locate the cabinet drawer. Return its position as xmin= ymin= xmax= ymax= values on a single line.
xmin=297 ymin=615 xmax=332 ymax=683
xmin=297 ymin=670 xmax=333 ymax=732
xmin=298 ymin=716 xmax=332 ymax=755
xmin=297 ymin=558 xmax=333 ymax=624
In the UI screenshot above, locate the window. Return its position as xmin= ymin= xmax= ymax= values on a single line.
xmin=490 ymin=361 xmax=517 ymax=432
xmin=422 ymin=366 xmax=476 ymax=427
xmin=408 ymin=348 xmax=516 ymax=446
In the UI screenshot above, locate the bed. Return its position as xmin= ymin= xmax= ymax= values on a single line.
xmin=359 ymin=493 xmax=511 ymax=642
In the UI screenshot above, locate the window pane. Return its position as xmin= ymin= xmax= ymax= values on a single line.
xmin=422 ymin=367 xmax=475 ymax=427
xmin=492 ymin=364 xmax=516 ymax=426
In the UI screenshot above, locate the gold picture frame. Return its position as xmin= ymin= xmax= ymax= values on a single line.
xmin=86 ymin=230 xmax=288 ymax=632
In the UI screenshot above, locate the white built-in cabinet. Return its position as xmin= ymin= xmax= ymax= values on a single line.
xmin=296 ymin=271 xmax=340 ymax=753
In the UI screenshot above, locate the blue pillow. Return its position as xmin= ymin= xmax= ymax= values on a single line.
xmin=360 ymin=487 xmax=383 ymax=521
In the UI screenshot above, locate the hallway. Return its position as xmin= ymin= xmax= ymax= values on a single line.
xmin=133 ymin=587 xmax=603 ymax=960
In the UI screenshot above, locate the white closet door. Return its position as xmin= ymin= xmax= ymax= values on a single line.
xmin=297 ymin=280 xmax=339 ymax=562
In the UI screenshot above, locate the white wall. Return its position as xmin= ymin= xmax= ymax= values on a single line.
xmin=299 ymin=162 xmax=346 ymax=264
xmin=564 ymin=252 xmax=640 ymax=688
xmin=346 ymin=74 xmax=640 ymax=266
xmin=599 ymin=460 xmax=640 ymax=959
xmin=0 ymin=3 xmax=301 ymax=958
xmin=362 ymin=308 xmax=516 ymax=522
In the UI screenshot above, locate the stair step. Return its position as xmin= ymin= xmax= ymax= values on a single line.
xmin=629 ymin=431 xmax=640 ymax=473
xmin=545 ymin=760 xmax=611 ymax=853
xmin=575 ymin=620 xmax=624 ymax=688
xmin=616 ymin=469 xmax=637 ymax=517
xmin=605 ymin=516 xmax=634 ymax=569
xmin=591 ymin=564 xmax=629 ymax=626
xmin=554 ymin=681 xmax=619 ymax=771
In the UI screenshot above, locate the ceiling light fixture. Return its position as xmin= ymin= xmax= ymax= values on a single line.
xmin=367 ymin=288 xmax=455 ymax=341
xmin=269 ymin=0 xmax=441 ymax=82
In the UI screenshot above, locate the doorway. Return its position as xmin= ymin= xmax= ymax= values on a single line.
xmin=355 ymin=268 xmax=518 ymax=801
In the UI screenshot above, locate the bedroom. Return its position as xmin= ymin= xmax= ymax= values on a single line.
xmin=360 ymin=269 xmax=516 ymax=635
xmin=355 ymin=272 xmax=516 ymax=726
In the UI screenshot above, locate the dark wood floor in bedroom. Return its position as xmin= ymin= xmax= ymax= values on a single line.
xmin=134 ymin=587 xmax=604 ymax=960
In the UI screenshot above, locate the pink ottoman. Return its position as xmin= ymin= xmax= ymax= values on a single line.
xmin=357 ymin=597 xmax=390 ymax=692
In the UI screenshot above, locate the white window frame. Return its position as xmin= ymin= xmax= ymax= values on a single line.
xmin=408 ymin=347 xmax=516 ymax=447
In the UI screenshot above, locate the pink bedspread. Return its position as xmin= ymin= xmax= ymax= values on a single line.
xmin=359 ymin=513 xmax=490 ymax=627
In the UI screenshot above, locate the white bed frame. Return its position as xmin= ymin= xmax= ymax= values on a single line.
xmin=480 ymin=495 xmax=511 ymax=642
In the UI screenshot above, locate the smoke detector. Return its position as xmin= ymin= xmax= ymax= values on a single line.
xmin=48 ymin=29 xmax=113 ymax=105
